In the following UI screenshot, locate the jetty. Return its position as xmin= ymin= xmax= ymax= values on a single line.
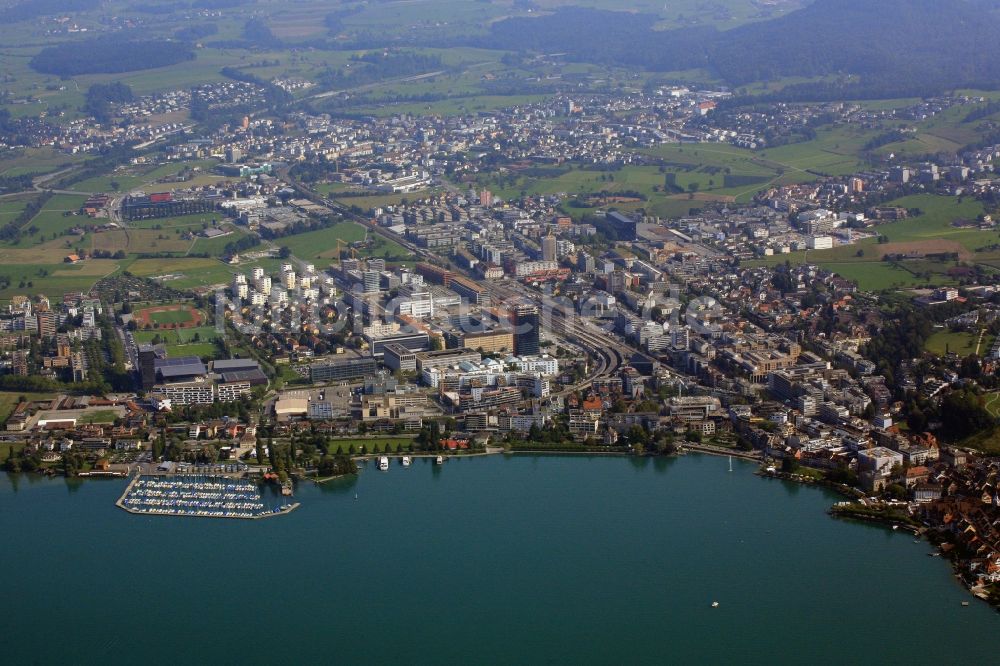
xmin=116 ymin=474 xmax=299 ymax=520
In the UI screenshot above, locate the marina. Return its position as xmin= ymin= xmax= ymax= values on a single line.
xmin=116 ymin=474 xmax=299 ymax=519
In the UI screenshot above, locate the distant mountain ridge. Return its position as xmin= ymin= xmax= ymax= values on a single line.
xmin=482 ymin=0 xmax=1000 ymax=90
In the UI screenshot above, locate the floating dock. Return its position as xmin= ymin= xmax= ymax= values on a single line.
xmin=116 ymin=474 xmax=299 ymax=519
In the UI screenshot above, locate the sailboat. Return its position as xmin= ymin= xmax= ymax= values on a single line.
xmin=728 ymin=456 xmax=733 ymax=473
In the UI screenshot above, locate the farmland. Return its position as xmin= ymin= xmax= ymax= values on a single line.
xmin=10 ymin=194 xmax=91 ymax=248
xmin=91 ymin=229 xmax=193 ymax=256
xmin=67 ymin=159 xmax=231 ymax=195
xmin=127 ymin=255 xmax=283 ymax=292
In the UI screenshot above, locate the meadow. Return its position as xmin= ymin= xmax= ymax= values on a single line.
xmin=924 ymin=330 xmax=992 ymax=357
xmin=277 ymin=222 xmax=409 ymax=262
xmin=748 ymin=194 xmax=996 ymax=290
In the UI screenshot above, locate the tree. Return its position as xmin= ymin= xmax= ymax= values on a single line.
xmin=278 ymin=246 xmax=291 ymax=259
xmin=906 ymin=407 xmax=927 ymax=432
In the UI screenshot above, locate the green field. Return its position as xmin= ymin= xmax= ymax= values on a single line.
xmin=127 ymin=255 xmax=283 ymax=291
xmin=68 ymin=159 xmax=222 ymax=195
xmin=338 ymin=191 xmax=440 ymax=210
xmin=748 ymin=194 xmax=995 ymax=290
xmin=133 ymin=325 xmax=222 ymax=359
xmin=328 ymin=436 xmax=417 ymax=454
xmin=0 ymin=148 xmax=81 ymax=178
xmin=149 ymin=309 xmax=195 ymax=326
xmin=11 ymin=194 xmax=91 ymax=247
xmin=347 ymin=93 xmax=552 ymax=118
xmin=984 ymin=392 xmax=1000 ymax=419
xmin=278 ymin=222 xmax=409 ymax=262
xmin=0 ymin=391 xmax=54 ymax=426
xmin=876 ymin=195 xmax=990 ymax=250
xmin=77 ymin=410 xmax=119 ymax=425
xmin=924 ymin=330 xmax=992 ymax=357
xmin=0 ymin=256 xmax=121 ymax=302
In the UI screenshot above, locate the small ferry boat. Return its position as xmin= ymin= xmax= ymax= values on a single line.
xmin=401 ymin=456 xmax=411 ymax=467
xmin=378 ymin=456 xmax=389 ymax=471
xmin=435 ymin=455 xmax=444 ymax=465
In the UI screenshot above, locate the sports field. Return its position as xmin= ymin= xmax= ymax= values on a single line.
xmin=133 ymin=325 xmax=221 ymax=359
xmin=134 ymin=303 xmax=204 ymax=329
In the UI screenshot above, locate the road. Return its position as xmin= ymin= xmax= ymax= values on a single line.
xmin=307 ymin=70 xmax=448 ymax=101
xmin=0 ymin=166 xmax=90 ymax=199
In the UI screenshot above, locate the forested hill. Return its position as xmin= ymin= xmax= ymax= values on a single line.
xmin=482 ymin=0 xmax=1000 ymax=90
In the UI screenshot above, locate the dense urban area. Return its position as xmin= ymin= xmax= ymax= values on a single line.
xmin=6 ymin=0 xmax=1000 ymax=608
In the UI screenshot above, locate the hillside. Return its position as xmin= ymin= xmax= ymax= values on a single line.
xmin=482 ymin=0 xmax=1000 ymax=90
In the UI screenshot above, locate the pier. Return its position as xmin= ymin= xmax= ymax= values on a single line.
xmin=116 ymin=474 xmax=299 ymax=520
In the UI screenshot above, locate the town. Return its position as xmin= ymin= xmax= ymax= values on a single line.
xmin=6 ymin=0 xmax=1000 ymax=614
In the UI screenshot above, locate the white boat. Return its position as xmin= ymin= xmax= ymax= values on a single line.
xmin=435 ymin=455 xmax=444 ymax=465
xmin=378 ymin=456 xmax=389 ymax=471
xmin=711 ymin=601 xmax=719 ymax=608
xmin=401 ymin=456 xmax=411 ymax=467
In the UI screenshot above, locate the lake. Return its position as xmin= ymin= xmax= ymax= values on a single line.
xmin=2 ymin=454 xmax=996 ymax=664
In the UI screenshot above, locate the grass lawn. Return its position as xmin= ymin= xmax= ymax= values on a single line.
xmin=91 ymin=228 xmax=194 ymax=256
xmin=78 ymin=410 xmax=118 ymax=425
xmin=0 ymin=257 xmax=120 ymax=301
xmin=748 ymin=250 xmax=954 ymax=291
xmin=924 ymin=330 xmax=991 ymax=357
xmin=877 ymin=194 xmax=989 ymax=250
xmin=328 ymin=436 xmax=417 ymax=454
xmin=338 ymin=191 xmax=439 ymax=210
xmin=133 ymin=325 xmax=222 ymax=359
xmin=129 ymin=255 xmax=282 ymax=291
xmin=984 ymin=392 xmax=1000 ymax=419
xmin=278 ymin=222 xmax=409 ymax=262
xmin=0 ymin=391 xmax=54 ymax=425
xmin=11 ymin=194 xmax=91 ymax=247
xmin=0 ymin=148 xmax=80 ymax=178
xmin=131 ymin=212 xmax=228 ymax=230
xmin=149 ymin=309 xmax=195 ymax=326
xmin=961 ymin=427 xmax=1000 ymax=455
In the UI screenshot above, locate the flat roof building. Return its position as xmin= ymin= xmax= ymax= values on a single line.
xmin=309 ymin=357 xmax=380 ymax=383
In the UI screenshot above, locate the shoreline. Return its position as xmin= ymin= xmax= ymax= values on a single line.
xmin=24 ymin=452 xmax=1000 ymax=608
xmin=759 ymin=467 xmax=999 ymax=611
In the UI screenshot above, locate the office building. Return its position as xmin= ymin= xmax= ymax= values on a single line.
xmin=512 ymin=302 xmax=540 ymax=357
xmin=309 ymin=357 xmax=380 ymax=383
xmin=541 ymin=234 xmax=557 ymax=262
xmin=138 ymin=344 xmax=157 ymax=390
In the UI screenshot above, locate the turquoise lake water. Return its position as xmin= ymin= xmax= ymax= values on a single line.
xmin=2 ymin=454 xmax=997 ymax=664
